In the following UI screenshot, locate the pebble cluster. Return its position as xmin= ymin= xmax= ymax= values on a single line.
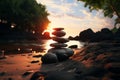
xmin=41 ymin=28 xmax=74 ymax=64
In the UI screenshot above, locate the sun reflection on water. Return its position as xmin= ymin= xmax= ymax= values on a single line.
xmin=43 ymin=39 xmax=83 ymax=53
xmin=44 ymin=39 xmax=55 ymax=52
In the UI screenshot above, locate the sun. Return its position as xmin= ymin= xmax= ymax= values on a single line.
xmin=43 ymin=24 xmax=55 ymax=37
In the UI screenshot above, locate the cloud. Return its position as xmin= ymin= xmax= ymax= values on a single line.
xmin=37 ymin=0 xmax=115 ymax=37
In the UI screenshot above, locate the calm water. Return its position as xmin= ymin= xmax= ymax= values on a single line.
xmin=43 ymin=39 xmax=83 ymax=51
xmin=0 ymin=39 xmax=84 ymax=55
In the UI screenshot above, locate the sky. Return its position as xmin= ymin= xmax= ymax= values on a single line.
xmin=36 ymin=0 xmax=115 ymax=37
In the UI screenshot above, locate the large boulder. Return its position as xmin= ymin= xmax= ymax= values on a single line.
xmin=48 ymin=48 xmax=74 ymax=61
xmin=90 ymin=28 xmax=113 ymax=42
xmin=79 ymin=28 xmax=95 ymax=42
xmin=41 ymin=53 xmax=58 ymax=64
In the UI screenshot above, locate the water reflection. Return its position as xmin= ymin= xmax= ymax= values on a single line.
xmin=0 ymin=40 xmax=83 ymax=55
xmin=43 ymin=39 xmax=55 ymax=52
xmin=43 ymin=39 xmax=83 ymax=52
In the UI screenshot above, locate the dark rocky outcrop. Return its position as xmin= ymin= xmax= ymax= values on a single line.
xmin=31 ymin=43 xmax=120 ymax=80
xmin=69 ymin=28 xmax=120 ymax=42
xmin=91 ymin=28 xmax=114 ymax=42
xmin=79 ymin=28 xmax=95 ymax=42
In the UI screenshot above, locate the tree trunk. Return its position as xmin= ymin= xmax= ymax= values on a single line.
xmin=110 ymin=2 xmax=120 ymax=19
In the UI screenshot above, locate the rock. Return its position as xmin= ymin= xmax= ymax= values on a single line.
xmin=43 ymin=27 xmax=74 ymax=63
xmin=48 ymin=48 xmax=74 ymax=61
xmin=48 ymin=48 xmax=69 ymax=61
xmin=41 ymin=53 xmax=58 ymax=64
xmin=64 ymin=48 xmax=74 ymax=57
xmin=52 ymin=37 xmax=69 ymax=43
xmin=53 ymin=28 xmax=64 ymax=31
xmin=31 ymin=60 xmax=39 ymax=63
xmin=33 ymin=54 xmax=42 ymax=58
xmin=31 ymin=71 xmax=76 ymax=80
xmin=48 ymin=48 xmax=74 ymax=57
xmin=42 ymin=31 xmax=51 ymax=39
xmin=79 ymin=28 xmax=95 ymax=42
xmin=52 ymin=30 xmax=66 ymax=37
xmin=69 ymin=45 xmax=78 ymax=48
xmin=55 ymin=52 xmax=69 ymax=61
xmin=30 ymin=71 xmax=46 ymax=80
xmin=22 ymin=70 xmax=34 ymax=77
xmin=0 ymin=71 xmax=6 ymax=76
xmin=8 ymin=78 xmax=13 ymax=80
xmin=50 ymin=43 xmax=67 ymax=48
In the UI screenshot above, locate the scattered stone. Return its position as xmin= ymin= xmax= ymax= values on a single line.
xmin=0 ymin=56 xmax=7 ymax=59
xmin=30 ymin=71 xmax=46 ymax=80
xmin=22 ymin=70 xmax=34 ymax=77
xmin=31 ymin=60 xmax=39 ymax=63
xmin=33 ymin=54 xmax=42 ymax=58
xmin=8 ymin=78 xmax=13 ymax=80
xmin=0 ymin=71 xmax=6 ymax=76
xmin=48 ymin=48 xmax=74 ymax=57
xmin=69 ymin=45 xmax=78 ymax=48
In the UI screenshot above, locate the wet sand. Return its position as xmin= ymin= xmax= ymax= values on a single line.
xmin=0 ymin=52 xmax=43 ymax=80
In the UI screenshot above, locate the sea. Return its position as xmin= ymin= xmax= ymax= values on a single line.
xmin=0 ymin=39 xmax=84 ymax=55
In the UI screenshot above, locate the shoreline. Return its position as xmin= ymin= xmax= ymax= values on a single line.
xmin=0 ymin=42 xmax=120 ymax=80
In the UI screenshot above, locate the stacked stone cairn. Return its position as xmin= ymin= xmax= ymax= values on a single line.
xmin=41 ymin=28 xmax=74 ymax=64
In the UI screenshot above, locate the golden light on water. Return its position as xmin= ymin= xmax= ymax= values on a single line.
xmin=44 ymin=39 xmax=55 ymax=52
xmin=44 ymin=22 xmax=66 ymax=37
xmin=43 ymin=25 xmax=55 ymax=37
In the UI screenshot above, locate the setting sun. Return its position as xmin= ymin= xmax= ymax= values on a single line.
xmin=43 ymin=23 xmax=58 ymax=37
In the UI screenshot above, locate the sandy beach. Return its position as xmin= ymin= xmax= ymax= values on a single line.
xmin=0 ymin=52 xmax=43 ymax=80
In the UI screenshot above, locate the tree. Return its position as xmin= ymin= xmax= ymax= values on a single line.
xmin=0 ymin=0 xmax=50 ymax=35
xmin=78 ymin=0 xmax=120 ymax=26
